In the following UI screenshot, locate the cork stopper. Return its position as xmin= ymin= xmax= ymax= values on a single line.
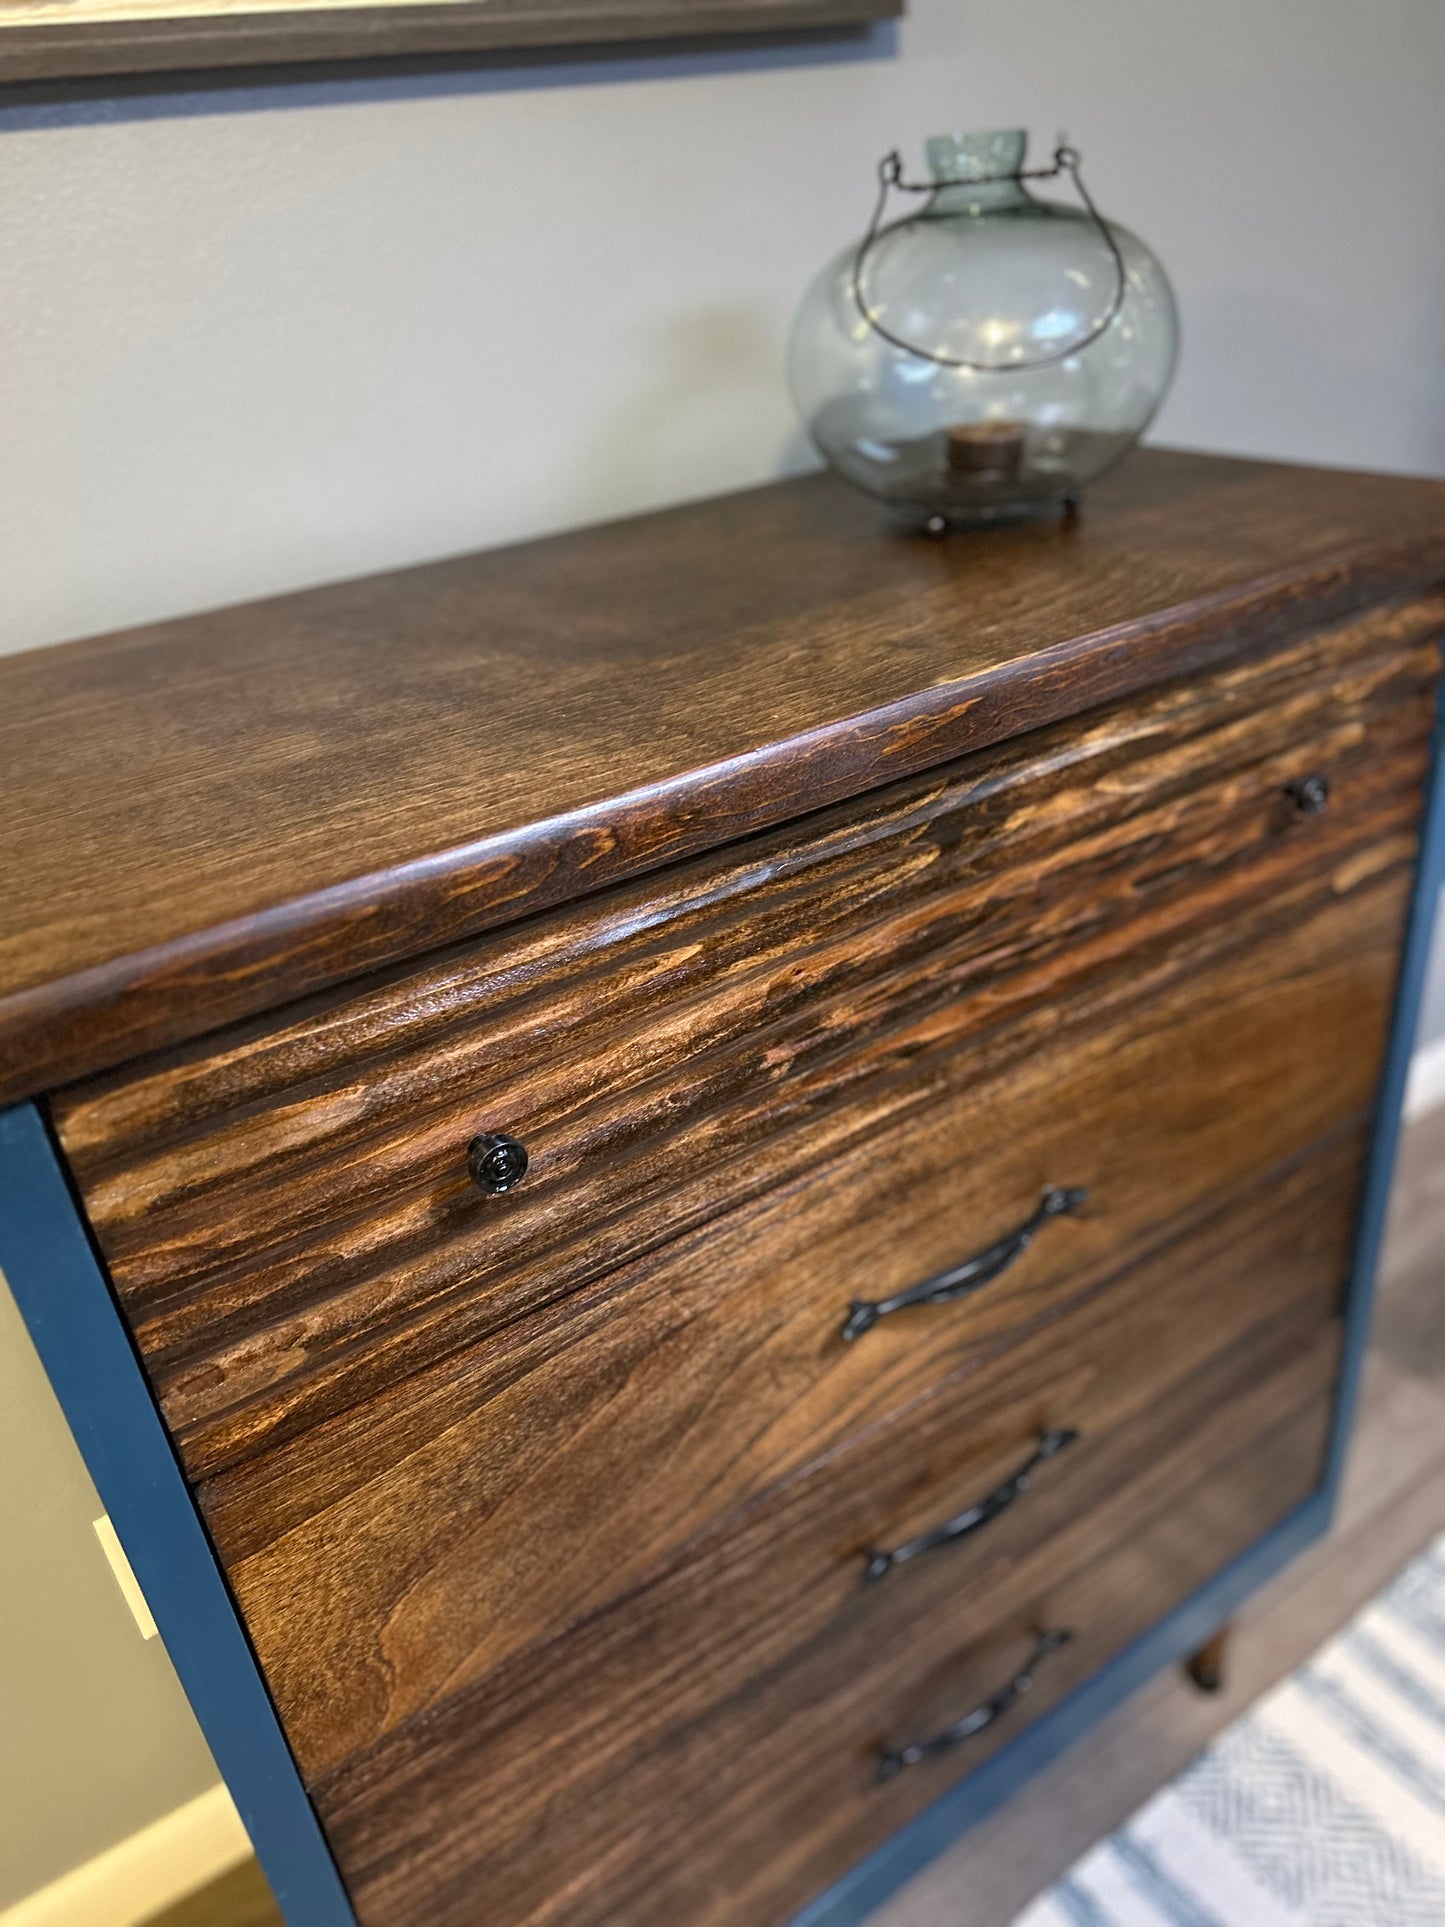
xmin=946 ymin=421 xmax=1027 ymax=477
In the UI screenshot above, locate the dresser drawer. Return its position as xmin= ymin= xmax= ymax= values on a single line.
xmin=246 ymin=1125 xmax=1357 ymax=1797
xmin=746 ymin=1356 xmax=1336 ymax=1927
xmin=52 ymin=599 xmax=1435 ymax=1486
xmin=209 ymin=872 xmax=1400 ymax=1779
xmin=313 ymin=1208 xmax=1342 ymax=1926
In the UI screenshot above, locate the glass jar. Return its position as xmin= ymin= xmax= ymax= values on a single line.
xmin=787 ymin=130 xmax=1179 ymax=526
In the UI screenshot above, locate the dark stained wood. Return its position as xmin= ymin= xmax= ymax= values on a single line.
xmin=6 ymin=452 xmax=1445 ymax=1102
xmin=228 ymin=1124 xmax=1363 ymax=1788
xmin=1184 ymin=1626 xmax=1232 ymax=1693
xmin=0 ymin=0 xmax=898 ymax=87
xmin=57 ymin=592 xmax=1432 ymax=1190
xmin=860 ymin=1102 xmax=1445 ymax=1927
xmin=65 ymin=808 xmax=1411 ymax=1494
xmin=23 ymin=453 xmax=1444 ymax=1927
xmin=51 ymin=606 xmax=1433 ymax=1483
xmin=152 ymin=1091 xmax=1445 ymax=1927
xmin=316 ymin=1290 xmax=1340 ymax=1925
xmin=156 ymin=868 xmax=1404 ymax=1738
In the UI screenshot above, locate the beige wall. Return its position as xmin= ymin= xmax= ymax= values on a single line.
xmin=0 ymin=10 xmax=1443 ymax=1902
xmin=0 ymin=1273 xmax=221 ymax=1909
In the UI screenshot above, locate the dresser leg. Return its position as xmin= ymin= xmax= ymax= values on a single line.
xmin=1185 ymin=1625 xmax=1231 ymax=1694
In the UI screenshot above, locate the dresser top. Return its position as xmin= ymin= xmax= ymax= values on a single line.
xmin=4 ymin=447 xmax=1444 ymax=1103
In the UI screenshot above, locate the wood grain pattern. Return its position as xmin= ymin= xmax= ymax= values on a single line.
xmin=170 ymin=866 xmax=1409 ymax=1780
xmin=316 ymin=1276 xmax=1341 ymax=1925
xmin=230 ymin=1123 xmax=1364 ymax=1787
xmin=7 ymin=452 xmax=1445 ymax=1101
xmin=0 ymin=0 xmax=898 ymax=86
xmin=27 ymin=455 xmax=1444 ymax=1927
xmin=52 ymin=605 xmax=1435 ymax=1485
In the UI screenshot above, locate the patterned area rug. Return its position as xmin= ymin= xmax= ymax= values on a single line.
xmin=1010 ymin=1532 xmax=1445 ymax=1926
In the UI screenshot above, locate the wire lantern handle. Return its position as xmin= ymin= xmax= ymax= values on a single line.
xmin=851 ymin=141 xmax=1129 ymax=374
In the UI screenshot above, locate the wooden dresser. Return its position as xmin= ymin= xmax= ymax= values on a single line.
xmin=2 ymin=450 xmax=1443 ymax=1927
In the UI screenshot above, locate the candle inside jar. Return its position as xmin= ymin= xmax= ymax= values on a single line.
xmin=946 ymin=420 xmax=1028 ymax=477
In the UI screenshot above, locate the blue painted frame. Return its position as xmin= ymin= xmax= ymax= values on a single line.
xmin=3 ymin=676 xmax=1440 ymax=1927
xmin=1323 ymin=666 xmax=1445 ymax=1504
xmin=795 ymin=668 xmax=1445 ymax=1927
xmin=0 ymin=1101 xmax=356 ymax=1926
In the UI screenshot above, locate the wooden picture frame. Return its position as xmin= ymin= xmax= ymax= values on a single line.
xmin=0 ymin=0 xmax=898 ymax=84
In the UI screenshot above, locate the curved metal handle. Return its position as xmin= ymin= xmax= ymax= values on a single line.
xmin=877 ymin=1628 xmax=1074 ymax=1780
xmin=863 ymin=1428 xmax=1079 ymax=1584
xmin=842 ymin=1186 xmax=1087 ymax=1342
xmin=851 ymin=142 xmax=1128 ymax=373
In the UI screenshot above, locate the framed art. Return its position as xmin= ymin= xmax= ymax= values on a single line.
xmin=0 ymin=0 xmax=898 ymax=84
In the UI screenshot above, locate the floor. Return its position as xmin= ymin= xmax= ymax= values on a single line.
xmin=1006 ymin=1524 xmax=1445 ymax=1925
xmin=154 ymin=1108 xmax=1445 ymax=1927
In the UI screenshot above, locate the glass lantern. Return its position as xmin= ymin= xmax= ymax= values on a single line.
xmin=787 ymin=130 xmax=1179 ymax=527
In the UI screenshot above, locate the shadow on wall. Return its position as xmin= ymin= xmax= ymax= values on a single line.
xmin=575 ymin=307 xmax=816 ymax=522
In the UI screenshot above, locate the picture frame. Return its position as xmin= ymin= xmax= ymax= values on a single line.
xmin=0 ymin=0 xmax=898 ymax=84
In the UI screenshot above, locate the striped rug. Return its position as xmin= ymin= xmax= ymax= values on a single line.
xmin=1010 ymin=1532 xmax=1445 ymax=1927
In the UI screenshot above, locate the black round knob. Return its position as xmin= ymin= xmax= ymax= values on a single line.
xmin=1285 ymin=774 xmax=1331 ymax=816
xmin=467 ymin=1132 xmax=529 ymax=1194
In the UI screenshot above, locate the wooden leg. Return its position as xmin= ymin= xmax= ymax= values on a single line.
xmin=1185 ymin=1625 xmax=1231 ymax=1694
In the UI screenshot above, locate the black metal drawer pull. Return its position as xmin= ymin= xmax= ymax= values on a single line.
xmin=467 ymin=1132 xmax=530 ymax=1194
xmin=1285 ymin=773 xmax=1331 ymax=815
xmin=841 ymin=1186 xmax=1088 ymax=1342
xmin=877 ymin=1628 xmax=1074 ymax=1780
xmin=862 ymin=1427 xmax=1079 ymax=1584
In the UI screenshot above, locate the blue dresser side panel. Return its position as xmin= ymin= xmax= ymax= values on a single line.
xmin=1323 ymin=666 xmax=1445 ymax=1504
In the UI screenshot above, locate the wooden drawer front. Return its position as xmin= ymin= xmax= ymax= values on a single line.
xmin=210 ymin=872 xmax=1399 ymax=1786
xmin=313 ymin=1187 xmax=1343 ymax=1927
xmin=53 ymin=599 xmax=1436 ymax=1484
